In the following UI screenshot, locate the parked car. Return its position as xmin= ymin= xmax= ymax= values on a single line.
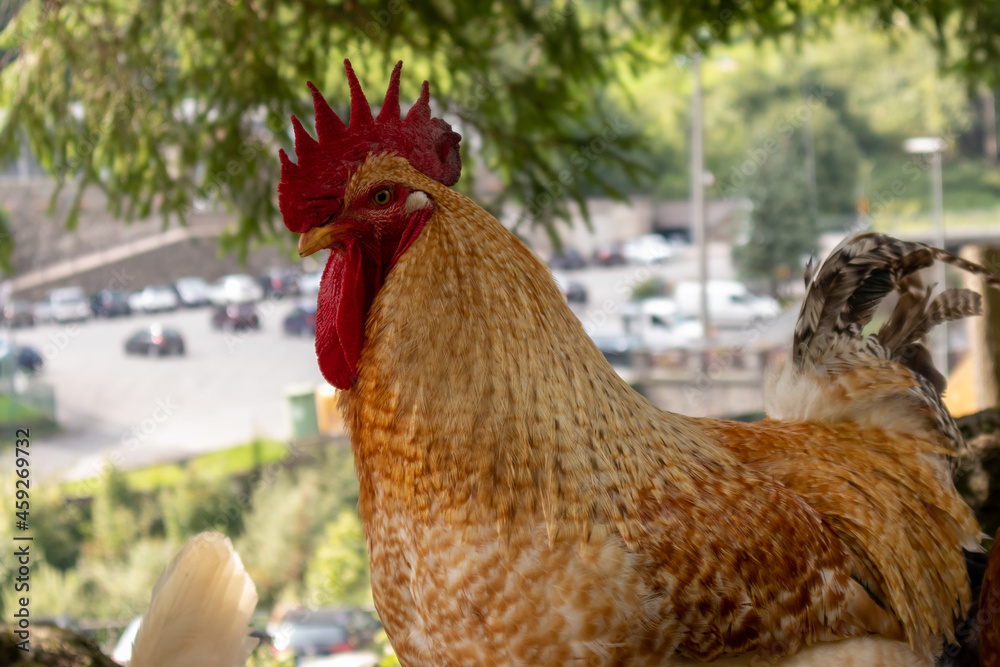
xmin=33 ymin=300 xmax=53 ymax=324
xmin=14 ymin=345 xmax=44 ymax=373
xmin=622 ymin=234 xmax=674 ymax=265
xmin=133 ymin=285 xmax=180 ymax=313
xmin=3 ymin=300 xmax=35 ymax=327
xmin=551 ymin=271 xmax=588 ymax=304
xmin=283 ymin=301 xmax=317 ymax=337
xmin=91 ymin=290 xmax=132 ymax=317
xmin=548 ymin=246 xmax=587 ymax=270
xmin=592 ymin=242 xmax=628 ymax=266
xmin=621 ymin=298 xmax=704 ymax=352
xmin=0 ymin=341 xmax=44 ymax=373
xmin=174 ymin=277 xmax=212 ymax=308
xmin=212 ymin=303 xmax=260 ymax=332
xmin=260 ymin=268 xmax=301 ymax=299
xmin=209 ymin=274 xmax=265 ymax=305
xmin=589 ymin=332 xmax=639 ymax=366
xmin=124 ymin=326 xmax=186 ymax=356
xmin=127 ymin=291 xmax=144 ymax=313
xmin=48 ymin=286 xmax=91 ymax=323
xmin=673 ymin=280 xmax=780 ymax=329
xmin=298 ymin=271 xmax=322 ymax=297
xmin=270 ymin=608 xmax=381 ymax=665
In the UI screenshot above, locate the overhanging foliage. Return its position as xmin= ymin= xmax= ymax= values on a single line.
xmin=0 ymin=0 xmax=997 ymax=255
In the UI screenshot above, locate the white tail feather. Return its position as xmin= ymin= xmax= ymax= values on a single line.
xmin=129 ymin=532 xmax=258 ymax=667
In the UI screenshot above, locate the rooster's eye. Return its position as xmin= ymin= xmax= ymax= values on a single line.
xmin=371 ymin=188 xmax=393 ymax=207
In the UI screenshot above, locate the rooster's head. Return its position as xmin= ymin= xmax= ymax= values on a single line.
xmin=278 ymin=61 xmax=462 ymax=390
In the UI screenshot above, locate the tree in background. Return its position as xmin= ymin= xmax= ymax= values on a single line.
xmin=31 ymin=489 xmax=84 ymax=571
xmin=302 ymin=510 xmax=372 ymax=607
xmin=0 ymin=0 xmax=999 ymax=256
xmin=90 ymin=468 xmax=145 ymax=561
xmin=0 ymin=447 xmax=365 ymax=621
xmin=0 ymin=0 xmax=649 ymax=255
xmin=627 ymin=20 xmax=987 ymax=221
xmin=810 ymin=106 xmax=864 ymax=221
xmin=161 ymin=473 xmax=245 ymax=545
xmin=733 ymin=134 xmax=815 ymax=296
xmin=713 ymin=93 xmax=862 ymax=222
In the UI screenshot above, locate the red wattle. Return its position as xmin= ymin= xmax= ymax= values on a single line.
xmin=315 ymin=208 xmax=432 ymax=390
xmin=315 ymin=240 xmax=367 ymax=389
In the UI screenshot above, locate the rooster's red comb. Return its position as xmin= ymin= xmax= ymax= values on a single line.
xmin=278 ymin=60 xmax=462 ymax=233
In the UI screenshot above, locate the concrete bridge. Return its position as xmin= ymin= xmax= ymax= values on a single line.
xmin=882 ymin=219 xmax=1000 ymax=251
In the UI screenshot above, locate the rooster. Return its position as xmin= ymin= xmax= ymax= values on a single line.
xmin=280 ymin=60 xmax=998 ymax=666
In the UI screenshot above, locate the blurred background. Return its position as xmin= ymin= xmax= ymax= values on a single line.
xmin=1 ymin=1 xmax=1000 ymax=665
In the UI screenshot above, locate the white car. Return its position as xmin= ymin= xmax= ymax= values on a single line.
xmin=174 ymin=277 xmax=211 ymax=307
xmin=33 ymin=301 xmax=53 ymax=324
xmin=48 ymin=286 xmax=91 ymax=323
xmin=674 ymin=280 xmax=780 ymax=329
xmin=134 ymin=286 xmax=180 ymax=313
xmin=127 ymin=291 xmax=144 ymax=313
xmin=621 ymin=298 xmax=704 ymax=352
xmin=209 ymin=274 xmax=264 ymax=305
xmin=622 ymin=234 xmax=674 ymax=265
xmin=550 ymin=271 xmax=588 ymax=304
xmin=297 ymin=271 xmax=322 ymax=297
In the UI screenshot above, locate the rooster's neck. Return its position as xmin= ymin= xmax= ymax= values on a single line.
xmin=340 ymin=186 xmax=711 ymax=532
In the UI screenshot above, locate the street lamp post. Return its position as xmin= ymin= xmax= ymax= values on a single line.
xmin=691 ymin=51 xmax=710 ymax=372
xmin=904 ymin=136 xmax=948 ymax=374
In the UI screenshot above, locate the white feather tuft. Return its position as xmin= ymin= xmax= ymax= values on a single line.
xmin=129 ymin=531 xmax=258 ymax=667
xmin=404 ymin=190 xmax=431 ymax=213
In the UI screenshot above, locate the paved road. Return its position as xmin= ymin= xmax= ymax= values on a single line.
xmin=16 ymin=299 xmax=324 ymax=481
xmin=16 ymin=242 xmax=750 ymax=481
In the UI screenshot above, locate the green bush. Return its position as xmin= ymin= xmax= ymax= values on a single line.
xmin=30 ymin=490 xmax=84 ymax=571
xmin=0 ymin=440 xmax=367 ymax=623
xmin=162 ymin=472 xmax=246 ymax=543
xmin=303 ymin=510 xmax=372 ymax=607
xmin=234 ymin=448 xmax=359 ymax=608
xmin=89 ymin=468 xmax=147 ymax=561
xmin=631 ymin=277 xmax=670 ymax=301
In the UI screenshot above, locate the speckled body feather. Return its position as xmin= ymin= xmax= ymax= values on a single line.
xmin=330 ymin=155 xmax=986 ymax=666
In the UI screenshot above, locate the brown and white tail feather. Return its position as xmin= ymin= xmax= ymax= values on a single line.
xmin=793 ymin=231 xmax=1000 ymax=375
xmin=880 ymin=284 xmax=983 ymax=395
xmin=778 ymin=232 xmax=1000 ymax=453
xmin=887 ymin=287 xmax=983 ymax=354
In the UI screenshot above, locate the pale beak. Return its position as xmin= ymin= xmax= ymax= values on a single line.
xmin=298 ymin=225 xmax=349 ymax=258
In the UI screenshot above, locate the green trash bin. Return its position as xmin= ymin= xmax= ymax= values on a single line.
xmin=285 ymin=384 xmax=320 ymax=439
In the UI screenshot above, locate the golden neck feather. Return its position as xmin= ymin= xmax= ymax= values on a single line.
xmin=341 ymin=183 xmax=714 ymax=536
